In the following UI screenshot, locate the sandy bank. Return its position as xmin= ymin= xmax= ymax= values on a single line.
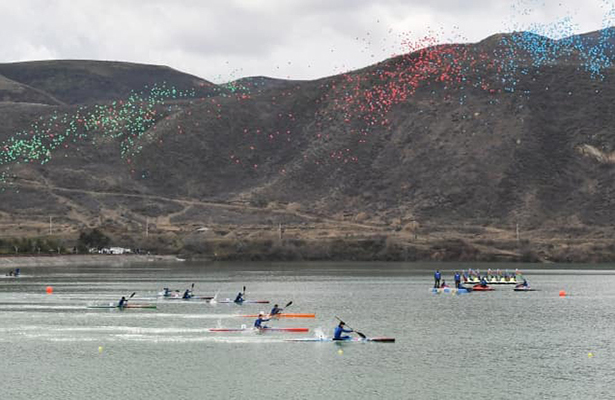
xmin=0 ymin=254 xmax=182 ymax=268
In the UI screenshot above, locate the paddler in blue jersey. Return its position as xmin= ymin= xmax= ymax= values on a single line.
xmin=270 ymin=304 xmax=283 ymax=316
xmin=118 ymin=296 xmax=127 ymax=309
xmin=434 ymin=270 xmax=441 ymax=288
xmin=254 ymin=313 xmax=270 ymax=330
xmin=234 ymin=291 xmax=244 ymax=304
xmin=182 ymin=289 xmax=192 ymax=299
xmin=334 ymin=321 xmax=353 ymax=340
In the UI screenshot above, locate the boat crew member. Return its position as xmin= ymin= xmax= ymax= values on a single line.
xmin=454 ymin=271 xmax=461 ymax=288
xmin=254 ymin=313 xmax=270 ymax=330
xmin=118 ymin=296 xmax=127 ymax=308
xmin=334 ymin=321 xmax=353 ymax=340
xmin=182 ymin=289 xmax=192 ymax=299
xmin=234 ymin=291 xmax=244 ymax=303
xmin=434 ymin=270 xmax=441 ymax=288
xmin=163 ymin=288 xmax=171 ymax=296
xmin=270 ymin=304 xmax=283 ymax=316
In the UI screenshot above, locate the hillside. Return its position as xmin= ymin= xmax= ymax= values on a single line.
xmin=1 ymin=31 xmax=615 ymax=262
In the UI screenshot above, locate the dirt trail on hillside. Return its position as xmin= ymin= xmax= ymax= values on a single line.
xmin=15 ymin=179 xmax=388 ymax=231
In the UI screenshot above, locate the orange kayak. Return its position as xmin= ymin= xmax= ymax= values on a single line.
xmin=237 ymin=313 xmax=316 ymax=318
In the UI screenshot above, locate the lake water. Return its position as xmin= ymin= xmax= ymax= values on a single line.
xmin=0 ymin=261 xmax=613 ymax=399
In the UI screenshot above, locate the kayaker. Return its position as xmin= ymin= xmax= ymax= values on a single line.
xmin=234 ymin=291 xmax=244 ymax=303
xmin=434 ymin=270 xmax=441 ymax=288
xmin=479 ymin=277 xmax=488 ymax=287
xmin=182 ymin=289 xmax=192 ymax=299
xmin=14 ymin=268 xmax=20 ymax=277
xmin=118 ymin=296 xmax=127 ymax=308
xmin=333 ymin=321 xmax=353 ymax=340
xmin=162 ymin=287 xmax=171 ymax=296
xmin=254 ymin=313 xmax=270 ymax=330
xmin=454 ymin=271 xmax=461 ymax=288
xmin=516 ymin=279 xmax=529 ymax=288
xmin=440 ymin=280 xmax=449 ymax=288
xmin=270 ymin=304 xmax=283 ymax=316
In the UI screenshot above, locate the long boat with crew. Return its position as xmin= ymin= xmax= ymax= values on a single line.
xmin=462 ymin=269 xmax=522 ymax=285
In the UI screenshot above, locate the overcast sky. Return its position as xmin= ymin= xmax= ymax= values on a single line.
xmin=0 ymin=0 xmax=612 ymax=83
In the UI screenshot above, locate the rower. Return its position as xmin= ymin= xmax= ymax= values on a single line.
xmin=516 ymin=279 xmax=529 ymax=288
xmin=333 ymin=321 xmax=353 ymax=340
xmin=182 ymin=289 xmax=192 ymax=299
xmin=254 ymin=313 xmax=270 ymax=330
xmin=118 ymin=296 xmax=127 ymax=309
xmin=270 ymin=304 xmax=283 ymax=316
xmin=434 ymin=270 xmax=441 ymax=288
xmin=234 ymin=291 xmax=244 ymax=304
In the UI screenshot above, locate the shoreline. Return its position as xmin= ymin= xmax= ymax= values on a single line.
xmin=0 ymin=254 xmax=181 ymax=268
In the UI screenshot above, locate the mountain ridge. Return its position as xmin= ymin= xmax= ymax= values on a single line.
xmin=1 ymin=29 xmax=615 ymax=262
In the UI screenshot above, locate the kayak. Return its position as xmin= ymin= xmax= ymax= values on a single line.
xmin=207 ymin=327 xmax=309 ymax=333
xmin=471 ymin=285 xmax=494 ymax=291
xmin=514 ymin=287 xmax=536 ymax=292
xmin=431 ymin=287 xmax=470 ymax=294
xmin=215 ymin=300 xmax=270 ymax=304
xmin=163 ymin=296 xmax=214 ymax=300
xmin=87 ymin=303 xmax=157 ymax=309
xmin=236 ymin=313 xmax=316 ymax=318
xmin=286 ymin=337 xmax=395 ymax=343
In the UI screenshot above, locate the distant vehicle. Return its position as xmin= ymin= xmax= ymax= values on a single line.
xmin=99 ymin=247 xmax=132 ymax=255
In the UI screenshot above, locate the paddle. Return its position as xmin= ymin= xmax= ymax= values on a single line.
xmin=335 ymin=316 xmax=366 ymax=339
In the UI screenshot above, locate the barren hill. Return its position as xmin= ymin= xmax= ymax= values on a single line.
xmin=1 ymin=31 xmax=615 ymax=262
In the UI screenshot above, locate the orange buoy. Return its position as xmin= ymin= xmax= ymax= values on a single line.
xmin=559 ymin=290 xmax=566 ymax=297
xmin=46 ymin=286 xmax=53 ymax=294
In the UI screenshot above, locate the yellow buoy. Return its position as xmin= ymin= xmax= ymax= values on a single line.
xmin=98 ymin=346 xmax=103 ymax=353
xmin=588 ymin=353 xmax=593 ymax=358
xmin=338 ymin=349 xmax=343 ymax=355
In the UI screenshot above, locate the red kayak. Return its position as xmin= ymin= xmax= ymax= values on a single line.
xmin=472 ymin=284 xmax=494 ymax=291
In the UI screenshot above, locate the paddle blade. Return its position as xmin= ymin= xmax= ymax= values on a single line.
xmin=355 ymin=331 xmax=367 ymax=339
xmin=129 ymin=292 xmax=136 ymax=299
xmin=285 ymin=301 xmax=293 ymax=308
xmin=191 ymin=283 xmax=195 ymax=290
xmin=243 ymin=286 xmax=246 ymax=293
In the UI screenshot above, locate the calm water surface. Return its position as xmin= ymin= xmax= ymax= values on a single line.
xmin=0 ymin=261 xmax=613 ymax=399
